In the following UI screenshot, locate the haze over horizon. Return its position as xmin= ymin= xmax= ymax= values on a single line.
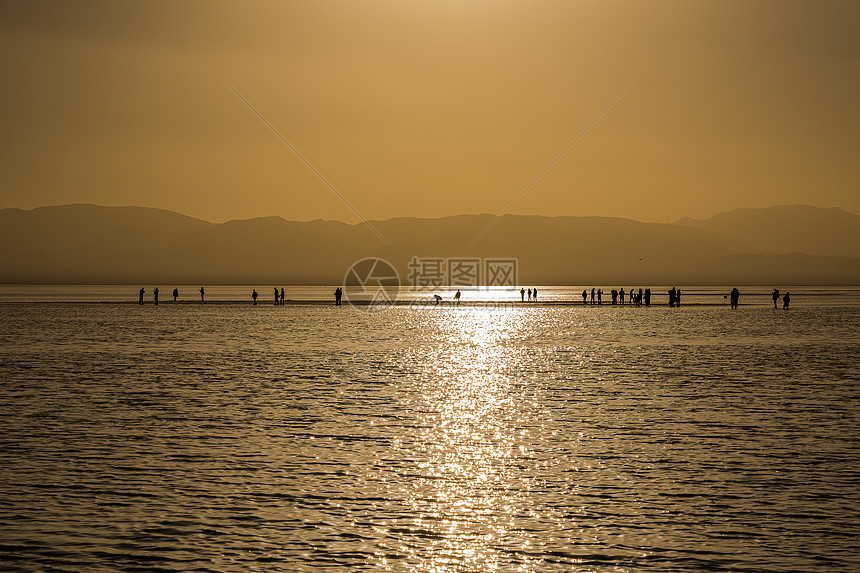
xmin=2 ymin=1 xmax=859 ymax=225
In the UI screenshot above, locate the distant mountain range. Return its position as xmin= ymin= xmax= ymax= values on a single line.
xmin=1 ymin=204 xmax=858 ymax=285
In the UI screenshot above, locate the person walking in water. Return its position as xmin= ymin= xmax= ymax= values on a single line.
xmin=172 ymin=288 xmax=178 ymax=302
xmin=730 ymin=287 xmax=739 ymax=309
xmin=783 ymin=291 xmax=790 ymax=309
xmin=153 ymin=287 xmax=159 ymax=306
xmin=454 ymin=289 xmax=461 ymax=305
xmin=139 ymin=287 xmax=145 ymax=305
xmin=772 ymin=288 xmax=780 ymax=308
xmin=520 ymin=288 xmax=525 ymax=302
xmin=199 ymin=287 xmax=205 ymax=302
xmin=252 ymin=289 xmax=258 ymax=305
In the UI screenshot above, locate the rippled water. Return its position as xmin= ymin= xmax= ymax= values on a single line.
xmin=1 ymin=295 xmax=859 ymax=571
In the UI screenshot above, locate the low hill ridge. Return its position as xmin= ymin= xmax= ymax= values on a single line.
xmin=1 ymin=204 xmax=857 ymax=284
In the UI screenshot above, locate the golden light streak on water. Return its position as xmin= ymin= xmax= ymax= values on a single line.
xmin=377 ymin=310 xmax=556 ymax=572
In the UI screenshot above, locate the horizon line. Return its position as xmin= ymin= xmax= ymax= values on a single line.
xmin=1 ymin=202 xmax=855 ymax=226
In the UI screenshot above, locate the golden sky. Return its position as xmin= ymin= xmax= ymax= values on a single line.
xmin=1 ymin=0 xmax=858 ymax=223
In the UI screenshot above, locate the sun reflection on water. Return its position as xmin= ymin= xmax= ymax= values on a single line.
xmin=380 ymin=309 xmax=553 ymax=572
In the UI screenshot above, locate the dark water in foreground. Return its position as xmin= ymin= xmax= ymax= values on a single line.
xmin=1 ymin=292 xmax=859 ymax=571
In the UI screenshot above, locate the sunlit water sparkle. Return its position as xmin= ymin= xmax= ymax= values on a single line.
xmin=0 ymin=289 xmax=859 ymax=571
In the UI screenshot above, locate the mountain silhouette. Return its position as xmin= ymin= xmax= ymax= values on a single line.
xmin=1 ymin=204 xmax=857 ymax=284
xmin=675 ymin=204 xmax=860 ymax=257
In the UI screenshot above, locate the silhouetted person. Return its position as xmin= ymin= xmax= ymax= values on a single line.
xmin=434 ymin=294 xmax=443 ymax=304
xmin=280 ymin=288 xmax=285 ymax=305
xmin=533 ymin=288 xmax=538 ymax=301
xmin=582 ymin=290 xmax=587 ymax=304
xmin=200 ymin=287 xmax=205 ymax=302
xmin=611 ymin=289 xmax=618 ymax=304
xmin=675 ymin=288 xmax=681 ymax=307
xmin=772 ymin=288 xmax=780 ymax=308
xmin=454 ymin=289 xmax=461 ymax=305
xmin=597 ymin=288 xmax=602 ymax=305
xmin=644 ymin=288 xmax=651 ymax=307
xmin=520 ymin=288 xmax=525 ymax=302
xmin=668 ymin=287 xmax=676 ymax=307
xmin=252 ymin=289 xmax=258 ymax=305
xmin=591 ymin=288 xmax=596 ymax=305
xmin=139 ymin=287 xmax=145 ymax=305
xmin=528 ymin=288 xmax=532 ymax=301
xmin=619 ymin=288 xmax=625 ymax=304
xmin=730 ymin=287 xmax=739 ymax=309
xmin=172 ymin=288 xmax=178 ymax=302
xmin=274 ymin=287 xmax=279 ymax=305
xmin=783 ymin=292 xmax=790 ymax=309
xmin=334 ymin=287 xmax=342 ymax=306
xmin=153 ymin=287 xmax=159 ymax=305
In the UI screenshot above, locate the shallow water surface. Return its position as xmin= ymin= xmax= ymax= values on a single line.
xmin=0 ymin=298 xmax=858 ymax=571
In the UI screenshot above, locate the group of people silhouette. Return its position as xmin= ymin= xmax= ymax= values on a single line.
xmin=136 ymin=285 xmax=793 ymax=309
xmin=520 ymin=288 xmax=539 ymax=301
xmin=772 ymin=288 xmax=790 ymax=309
xmin=668 ymin=287 xmax=681 ymax=307
xmin=138 ymin=287 xmax=204 ymax=305
xmin=579 ymin=287 xmax=652 ymax=306
xmin=726 ymin=287 xmax=789 ymax=309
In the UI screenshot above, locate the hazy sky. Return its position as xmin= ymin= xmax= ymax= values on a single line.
xmin=1 ymin=0 xmax=858 ymax=223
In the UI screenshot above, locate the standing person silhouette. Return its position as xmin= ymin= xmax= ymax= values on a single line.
xmin=675 ymin=288 xmax=681 ymax=307
xmin=597 ymin=289 xmax=602 ymax=305
xmin=668 ymin=287 xmax=676 ymax=307
xmin=582 ymin=290 xmax=587 ymax=304
xmin=591 ymin=288 xmax=596 ymax=305
xmin=280 ymin=288 xmax=285 ymax=305
xmin=772 ymin=288 xmax=780 ymax=308
xmin=520 ymin=288 xmax=525 ymax=302
xmin=527 ymin=288 xmax=532 ymax=302
xmin=252 ymin=289 xmax=258 ymax=305
xmin=730 ymin=287 xmax=739 ymax=309
xmin=783 ymin=292 xmax=790 ymax=309
xmin=334 ymin=287 xmax=342 ymax=306
xmin=153 ymin=287 xmax=159 ymax=306
xmin=139 ymin=288 xmax=145 ymax=305
xmin=619 ymin=288 xmax=625 ymax=305
xmin=533 ymin=288 xmax=538 ymax=302
xmin=454 ymin=290 xmax=461 ymax=305
xmin=199 ymin=287 xmax=205 ymax=302
xmin=172 ymin=288 xmax=178 ymax=302
xmin=274 ymin=287 xmax=279 ymax=305
xmin=644 ymin=288 xmax=651 ymax=307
